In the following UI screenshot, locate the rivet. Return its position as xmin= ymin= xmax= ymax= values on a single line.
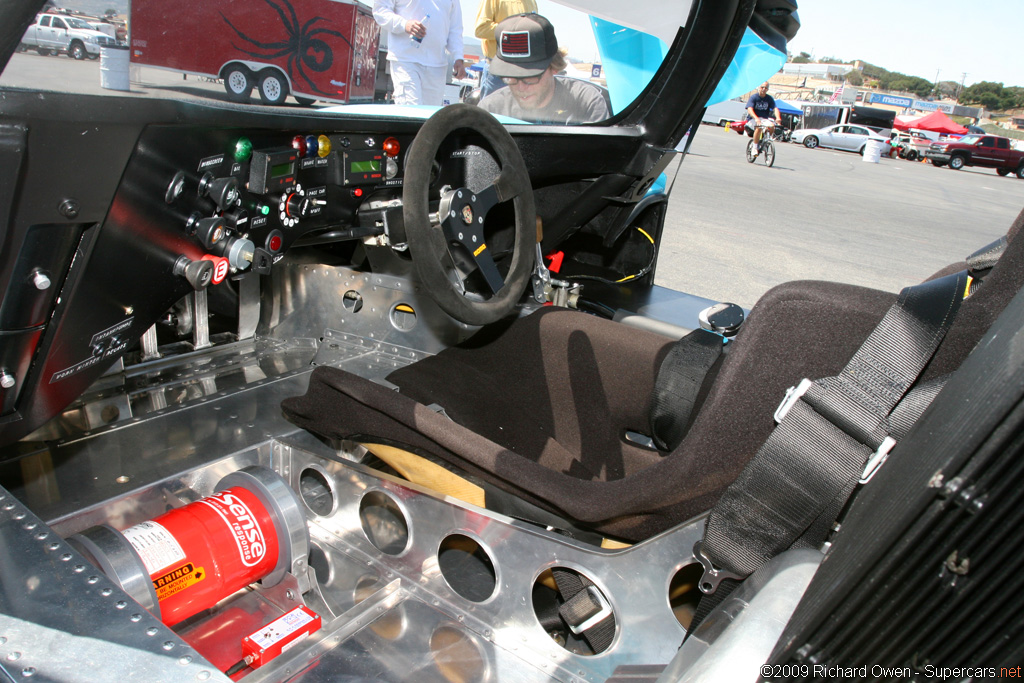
xmin=178 ymin=655 xmax=193 ymax=665
xmin=163 ymin=641 xmax=175 ymax=651
xmin=146 ymin=627 xmax=159 ymax=636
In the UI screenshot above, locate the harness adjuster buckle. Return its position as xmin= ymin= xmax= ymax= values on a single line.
xmin=694 ymin=542 xmax=743 ymax=595
xmin=774 ymin=378 xmax=814 ymax=424
xmin=566 ymin=586 xmax=614 ymax=635
xmin=859 ymin=436 xmax=897 ymax=484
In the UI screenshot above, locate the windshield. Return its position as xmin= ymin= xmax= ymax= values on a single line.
xmin=959 ymin=135 xmax=982 ymax=145
xmin=2 ymin=0 xmax=671 ymax=127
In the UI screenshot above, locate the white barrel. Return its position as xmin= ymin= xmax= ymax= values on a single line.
xmin=862 ymin=138 xmax=884 ymax=164
xmin=100 ymin=45 xmax=130 ymax=92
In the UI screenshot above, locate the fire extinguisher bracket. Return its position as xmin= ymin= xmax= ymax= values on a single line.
xmin=68 ymin=523 xmax=163 ymax=619
xmin=215 ymin=466 xmax=310 ymax=590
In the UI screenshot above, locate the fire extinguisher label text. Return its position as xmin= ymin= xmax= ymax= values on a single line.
xmin=123 ymin=521 xmax=187 ymax=574
xmin=198 ymin=490 xmax=268 ymax=567
xmin=153 ymin=563 xmax=207 ymax=601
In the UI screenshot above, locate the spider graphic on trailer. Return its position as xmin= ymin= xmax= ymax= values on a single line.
xmin=221 ymin=0 xmax=352 ymax=100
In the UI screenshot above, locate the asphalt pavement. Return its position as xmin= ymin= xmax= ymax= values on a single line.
xmin=4 ymin=51 xmax=1023 ymax=309
xmin=659 ymin=127 xmax=1024 ymax=307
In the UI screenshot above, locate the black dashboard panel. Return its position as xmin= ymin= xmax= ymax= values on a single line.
xmin=0 ymin=90 xmax=647 ymax=447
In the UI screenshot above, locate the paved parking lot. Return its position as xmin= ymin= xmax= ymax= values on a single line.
xmin=659 ymin=128 xmax=1024 ymax=307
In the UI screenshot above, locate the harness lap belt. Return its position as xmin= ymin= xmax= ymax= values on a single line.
xmin=697 ymin=269 xmax=969 ymax=593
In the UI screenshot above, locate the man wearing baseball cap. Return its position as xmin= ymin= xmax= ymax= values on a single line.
xmin=478 ymin=14 xmax=610 ymax=124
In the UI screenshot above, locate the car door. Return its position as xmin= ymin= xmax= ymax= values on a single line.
xmin=844 ymin=126 xmax=871 ymax=152
xmin=35 ymin=15 xmax=52 ymax=49
xmin=993 ymin=137 xmax=1012 ymax=167
xmin=48 ymin=17 xmax=69 ymax=52
xmin=972 ymin=137 xmax=998 ymax=166
xmin=820 ymin=125 xmax=845 ymax=149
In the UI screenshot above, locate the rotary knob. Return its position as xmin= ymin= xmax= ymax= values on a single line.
xmin=277 ymin=184 xmax=325 ymax=228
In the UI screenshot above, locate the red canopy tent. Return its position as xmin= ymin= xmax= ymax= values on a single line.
xmin=893 ymin=110 xmax=967 ymax=135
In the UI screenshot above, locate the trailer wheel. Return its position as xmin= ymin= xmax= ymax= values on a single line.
xmin=257 ymin=70 xmax=289 ymax=105
xmin=222 ymin=64 xmax=253 ymax=102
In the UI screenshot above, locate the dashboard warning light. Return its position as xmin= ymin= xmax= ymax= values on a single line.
xmin=234 ymin=137 xmax=253 ymax=162
xmin=291 ymin=135 xmax=307 ymax=157
xmin=304 ymin=135 xmax=318 ymax=158
xmin=383 ymin=137 xmax=400 ymax=158
xmin=317 ymin=135 xmax=332 ymax=158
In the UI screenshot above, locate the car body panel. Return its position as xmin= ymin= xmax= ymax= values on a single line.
xmin=791 ymin=123 xmax=888 ymax=152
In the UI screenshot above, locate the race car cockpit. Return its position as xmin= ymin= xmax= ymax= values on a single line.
xmin=1 ymin=0 xmax=1022 ymax=681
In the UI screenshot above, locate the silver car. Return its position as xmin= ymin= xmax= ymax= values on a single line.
xmin=791 ymin=123 xmax=890 ymax=154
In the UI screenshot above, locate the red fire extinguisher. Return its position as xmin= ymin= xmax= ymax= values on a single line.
xmin=69 ymin=466 xmax=308 ymax=627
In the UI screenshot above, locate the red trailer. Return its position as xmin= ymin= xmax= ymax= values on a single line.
xmin=129 ymin=0 xmax=379 ymax=105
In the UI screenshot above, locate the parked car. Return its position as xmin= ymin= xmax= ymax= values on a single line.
xmin=925 ymin=134 xmax=1024 ymax=177
xmin=889 ymin=130 xmax=933 ymax=161
xmin=19 ymin=12 xmax=119 ymax=59
xmin=791 ymin=123 xmax=889 ymax=154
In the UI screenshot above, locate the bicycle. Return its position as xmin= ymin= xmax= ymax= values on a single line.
xmin=745 ymin=119 xmax=778 ymax=167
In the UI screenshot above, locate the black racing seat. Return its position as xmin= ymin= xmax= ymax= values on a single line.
xmin=282 ymin=210 xmax=1024 ymax=543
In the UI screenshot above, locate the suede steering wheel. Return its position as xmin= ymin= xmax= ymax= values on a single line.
xmin=403 ymin=104 xmax=535 ymax=326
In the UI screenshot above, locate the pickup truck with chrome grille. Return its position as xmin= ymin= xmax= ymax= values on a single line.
xmin=925 ymin=134 xmax=1024 ymax=178
xmin=19 ymin=13 xmax=119 ymax=60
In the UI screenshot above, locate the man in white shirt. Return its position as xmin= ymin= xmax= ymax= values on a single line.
xmin=373 ymin=0 xmax=467 ymax=106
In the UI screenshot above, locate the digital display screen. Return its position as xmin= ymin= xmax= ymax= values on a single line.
xmin=350 ymin=159 xmax=380 ymax=174
xmin=271 ymin=161 xmax=295 ymax=178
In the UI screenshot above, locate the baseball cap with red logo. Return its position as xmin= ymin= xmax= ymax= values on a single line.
xmin=490 ymin=13 xmax=558 ymax=78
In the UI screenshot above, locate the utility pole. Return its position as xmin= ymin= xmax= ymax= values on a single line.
xmin=932 ymin=69 xmax=941 ymax=98
xmin=957 ymin=72 xmax=968 ymax=103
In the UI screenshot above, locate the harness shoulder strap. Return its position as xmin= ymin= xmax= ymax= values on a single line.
xmin=649 ymin=328 xmax=724 ymax=451
xmin=698 ymin=270 xmax=969 ymax=592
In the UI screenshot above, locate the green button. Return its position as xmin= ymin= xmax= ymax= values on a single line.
xmin=234 ymin=137 xmax=253 ymax=162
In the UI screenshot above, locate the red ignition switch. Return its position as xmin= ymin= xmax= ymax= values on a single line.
xmin=69 ymin=466 xmax=308 ymax=627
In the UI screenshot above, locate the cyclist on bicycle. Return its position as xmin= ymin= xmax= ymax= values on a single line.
xmin=744 ymin=82 xmax=782 ymax=150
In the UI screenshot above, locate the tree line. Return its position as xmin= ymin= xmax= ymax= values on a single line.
xmin=789 ymin=52 xmax=1023 ymax=110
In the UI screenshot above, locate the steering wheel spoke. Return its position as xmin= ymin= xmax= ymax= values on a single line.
xmin=403 ymin=105 xmax=535 ymax=326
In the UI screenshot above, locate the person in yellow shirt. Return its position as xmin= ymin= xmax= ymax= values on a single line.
xmin=474 ymin=0 xmax=537 ymax=96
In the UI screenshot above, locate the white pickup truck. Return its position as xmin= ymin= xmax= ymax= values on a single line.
xmin=19 ymin=13 xmax=119 ymax=60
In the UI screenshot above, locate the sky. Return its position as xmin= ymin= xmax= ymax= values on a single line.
xmin=458 ymin=0 xmax=1023 ymax=88
xmin=786 ymin=0 xmax=1022 ymax=88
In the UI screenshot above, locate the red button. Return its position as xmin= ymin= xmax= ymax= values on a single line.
xmin=201 ymin=255 xmax=230 ymax=284
xmin=269 ymin=235 xmax=282 ymax=252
